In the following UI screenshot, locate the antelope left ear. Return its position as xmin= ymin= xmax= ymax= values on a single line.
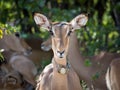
xmin=70 ymin=14 xmax=88 ymax=31
xmin=34 ymin=13 xmax=51 ymax=31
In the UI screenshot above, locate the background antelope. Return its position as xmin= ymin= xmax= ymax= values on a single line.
xmin=34 ymin=13 xmax=88 ymax=90
xmin=24 ymin=37 xmax=53 ymax=70
xmin=0 ymin=31 xmax=37 ymax=89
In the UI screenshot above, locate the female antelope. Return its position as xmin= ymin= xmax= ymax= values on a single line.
xmin=34 ymin=13 xmax=88 ymax=90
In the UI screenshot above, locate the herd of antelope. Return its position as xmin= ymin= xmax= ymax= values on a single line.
xmin=0 ymin=13 xmax=120 ymax=90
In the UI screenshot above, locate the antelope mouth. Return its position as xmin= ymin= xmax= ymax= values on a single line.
xmin=41 ymin=43 xmax=51 ymax=51
xmin=59 ymin=55 xmax=64 ymax=58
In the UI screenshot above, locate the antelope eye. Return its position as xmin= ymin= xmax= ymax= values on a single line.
xmin=67 ymin=31 xmax=72 ymax=36
xmin=49 ymin=30 xmax=54 ymax=36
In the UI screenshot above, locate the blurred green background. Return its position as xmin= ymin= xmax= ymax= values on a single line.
xmin=0 ymin=0 xmax=120 ymax=56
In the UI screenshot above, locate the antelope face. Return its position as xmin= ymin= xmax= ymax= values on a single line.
xmin=34 ymin=13 xmax=88 ymax=58
xmin=50 ymin=22 xmax=73 ymax=58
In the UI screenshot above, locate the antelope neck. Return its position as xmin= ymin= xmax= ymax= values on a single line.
xmin=53 ymin=57 xmax=71 ymax=74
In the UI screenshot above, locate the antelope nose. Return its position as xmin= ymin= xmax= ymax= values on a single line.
xmin=57 ymin=50 xmax=65 ymax=58
xmin=57 ymin=50 xmax=65 ymax=55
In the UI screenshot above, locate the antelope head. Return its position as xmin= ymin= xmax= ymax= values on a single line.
xmin=0 ymin=31 xmax=32 ymax=55
xmin=34 ymin=13 xmax=88 ymax=59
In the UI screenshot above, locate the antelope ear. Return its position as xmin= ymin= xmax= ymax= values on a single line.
xmin=34 ymin=13 xmax=51 ymax=31
xmin=70 ymin=14 xmax=88 ymax=31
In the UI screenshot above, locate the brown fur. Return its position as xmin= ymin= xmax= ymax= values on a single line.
xmin=24 ymin=38 xmax=53 ymax=69
xmin=1 ymin=51 xmax=37 ymax=87
xmin=0 ymin=32 xmax=32 ymax=55
xmin=2 ymin=71 xmax=24 ymax=90
xmin=106 ymin=59 xmax=120 ymax=90
xmin=36 ymin=60 xmax=82 ymax=90
xmin=0 ymin=70 xmax=25 ymax=90
xmin=9 ymin=54 xmax=37 ymax=87
xmin=0 ymin=33 xmax=37 ymax=88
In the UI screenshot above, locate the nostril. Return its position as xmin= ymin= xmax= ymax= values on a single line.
xmin=57 ymin=50 xmax=65 ymax=55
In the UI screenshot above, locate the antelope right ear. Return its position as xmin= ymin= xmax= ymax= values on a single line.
xmin=70 ymin=14 xmax=88 ymax=31
xmin=34 ymin=13 xmax=51 ymax=31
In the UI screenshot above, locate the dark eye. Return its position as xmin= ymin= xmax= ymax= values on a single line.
xmin=67 ymin=31 xmax=72 ymax=36
xmin=49 ymin=30 xmax=54 ymax=36
xmin=15 ymin=32 xmax=20 ymax=38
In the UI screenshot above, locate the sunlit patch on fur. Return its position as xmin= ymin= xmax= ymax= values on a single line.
xmin=106 ymin=68 xmax=112 ymax=90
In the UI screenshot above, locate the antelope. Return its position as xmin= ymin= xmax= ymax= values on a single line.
xmin=34 ymin=13 xmax=88 ymax=90
xmin=0 ymin=31 xmax=37 ymax=88
xmin=40 ymin=17 xmax=120 ymax=90
xmin=106 ymin=58 xmax=120 ymax=90
xmin=24 ymin=37 xmax=53 ymax=69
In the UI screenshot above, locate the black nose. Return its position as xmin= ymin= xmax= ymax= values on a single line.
xmin=57 ymin=50 xmax=65 ymax=55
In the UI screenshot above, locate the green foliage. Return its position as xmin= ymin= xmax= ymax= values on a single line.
xmin=0 ymin=0 xmax=120 ymax=55
xmin=92 ymin=72 xmax=100 ymax=80
xmin=0 ymin=23 xmax=20 ymax=34
xmin=77 ymin=8 xmax=119 ymax=56
xmin=0 ymin=1 xmax=120 ymax=89
xmin=0 ymin=0 xmax=120 ymax=77
xmin=80 ymin=80 xmax=88 ymax=90
xmin=50 ymin=8 xmax=81 ymax=21
xmin=0 ymin=29 xmax=3 ymax=39
xmin=84 ymin=59 xmax=92 ymax=67
xmin=0 ymin=49 xmax=4 ymax=62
